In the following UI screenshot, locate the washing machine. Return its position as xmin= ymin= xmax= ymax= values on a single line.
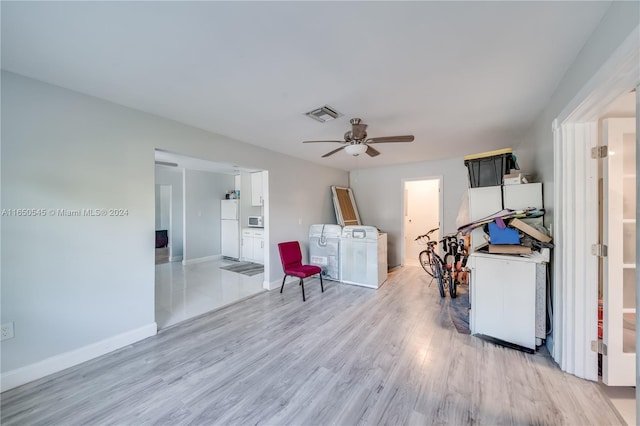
xmin=309 ymin=224 xmax=342 ymax=281
xmin=340 ymin=225 xmax=388 ymax=289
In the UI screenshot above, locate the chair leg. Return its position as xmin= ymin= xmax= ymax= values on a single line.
xmin=300 ymin=278 xmax=306 ymax=301
xmin=320 ymin=274 xmax=324 ymax=293
xmin=280 ymin=275 xmax=287 ymax=293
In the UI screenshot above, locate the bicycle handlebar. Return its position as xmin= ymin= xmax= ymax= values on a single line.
xmin=414 ymin=227 xmax=439 ymax=241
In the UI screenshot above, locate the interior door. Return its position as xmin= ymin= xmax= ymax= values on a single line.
xmin=404 ymin=179 xmax=440 ymax=266
xmin=602 ymin=117 xmax=636 ymax=386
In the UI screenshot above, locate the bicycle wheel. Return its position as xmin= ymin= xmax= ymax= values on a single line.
xmin=418 ymin=250 xmax=434 ymax=278
xmin=433 ymin=260 xmax=445 ymax=298
xmin=449 ymin=273 xmax=457 ymax=298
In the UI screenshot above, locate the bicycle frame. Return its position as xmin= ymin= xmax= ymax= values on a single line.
xmin=416 ymin=229 xmax=468 ymax=298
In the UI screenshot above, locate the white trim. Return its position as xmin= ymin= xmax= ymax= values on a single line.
xmin=551 ymin=119 xmax=562 ymax=361
xmin=0 ymin=323 xmax=157 ymax=392
xmin=553 ymin=122 xmax=599 ymax=380
xmin=266 ymin=276 xmax=298 ymax=291
xmin=552 ymin=23 xmax=639 ymax=381
xmin=557 ymin=24 xmax=640 ymax=124
xmin=263 ymin=279 xmax=275 ymax=290
xmin=261 ymin=170 xmax=271 ymax=292
xmin=182 ymin=254 xmax=221 ymax=265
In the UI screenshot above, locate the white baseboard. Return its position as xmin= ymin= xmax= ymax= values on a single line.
xmin=0 ymin=322 xmax=157 ymax=392
xmin=170 ymin=255 xmax=183 ymax=262
xmin=182 ymin=254 xmax=221 ymax=266
xmin=265 ymin=276 xmax=299 ymax=291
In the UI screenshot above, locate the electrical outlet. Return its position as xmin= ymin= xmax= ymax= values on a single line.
xmin=1 ymin=322 xmax=15 ymax=341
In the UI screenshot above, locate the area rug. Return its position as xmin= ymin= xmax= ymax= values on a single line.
xmin=220 ymin=261 xmax=264 ymax=276
xmin=449 ymin=283 xmax=470 ymax=334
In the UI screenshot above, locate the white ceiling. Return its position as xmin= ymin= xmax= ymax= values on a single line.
xmin=2 ymin=1 xmax=612 ymax=171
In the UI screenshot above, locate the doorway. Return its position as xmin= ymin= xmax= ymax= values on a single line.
xmin=402 ymin=178 xmax=442 ymax=266
xmin=154 ymin=150 xmax=269 ymax=330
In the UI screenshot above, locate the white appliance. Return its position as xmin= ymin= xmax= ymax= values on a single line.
xmin=221 ymin=199 xmax=239 ymax=259
xmin=340 ymin=226 xmax=388 ymax=289
xmin=247 ymin=216 xmax=264 ymax=228
xmin=468 ymin=252 xmax=547 ymax=350
xmin=309 ymin=224 xmax=342 ymax=281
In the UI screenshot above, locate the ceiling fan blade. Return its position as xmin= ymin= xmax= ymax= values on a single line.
xmin=366 ymin=135 xmax=415 ymax=143
xmin=322 ymin=146 xmax=346 ymax=158
xmin=365 ymin=145 xmax=381 ymax=157
xmin=303 ymin=140 xmax=345 ymax=144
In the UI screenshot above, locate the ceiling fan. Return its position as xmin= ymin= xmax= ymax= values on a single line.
xmin=303 ymin=118 xmax=415 ymax=157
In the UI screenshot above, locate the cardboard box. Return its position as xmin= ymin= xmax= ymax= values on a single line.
xmin=509 ymin=218 xmax=552 ymax=243
xmin=503 ymin=173 xmax=523 ymax=185
xmin=488 ymin=244 xmax=532 ymax=254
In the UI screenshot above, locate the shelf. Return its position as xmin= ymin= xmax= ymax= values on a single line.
xmin=622 ymin=219 xmax=636 ymax=224
xmin=622 ymin=264 xmax=636 ymax=269
xmin=622 ymin=308 xmax=636 ymax=315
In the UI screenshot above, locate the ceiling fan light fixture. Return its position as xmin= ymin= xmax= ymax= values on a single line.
xmin=305 ymin=105 xmax=342 ymax=123
xmin=345 ymin=144 xmax=368 ymax=156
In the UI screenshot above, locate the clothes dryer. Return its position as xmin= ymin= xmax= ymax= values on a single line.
xmin=340 ymin=226 xmax=388 ymax=289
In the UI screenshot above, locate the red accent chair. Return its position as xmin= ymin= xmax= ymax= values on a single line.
xmin=278 ymin=241 xmax=323 ymax=302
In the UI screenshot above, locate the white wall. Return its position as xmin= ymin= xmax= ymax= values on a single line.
xmin=0 ymin=71 xmax=348 ymax=385
xmin=183 ymin=169 xmax=233 ymax=261
xmin=158 ymin=185 xmax=170 ymax=231
xmin=154 ymin=185 xmax=162 ymax=229
xmin=518 ymin=1 xmax=640 ymax=228
xmin=515 ymin=1 xmax=639 ymax=354
xmin=1 ymin=73 xmax=156 ymax=376
xmin=155 ymin=166 xmax=183 ymax=259
xmin=350 ymin=157 xmax=468 ymax=267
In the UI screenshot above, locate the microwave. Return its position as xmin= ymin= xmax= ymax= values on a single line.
xmin=248 ymin=216 xmax=264 ymax=228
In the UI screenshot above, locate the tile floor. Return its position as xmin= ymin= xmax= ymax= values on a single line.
xmin=600 ymin=383 xmax=636 ymax=426
xmin=155 ymin=258 xmax=266 ymax=329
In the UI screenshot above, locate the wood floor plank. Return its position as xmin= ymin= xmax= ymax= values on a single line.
xmin=0 ymin=266 xmax=625 ymax=425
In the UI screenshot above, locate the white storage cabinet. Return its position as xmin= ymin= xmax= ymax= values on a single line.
xmin=242 ymin=228 xmax=264 ymax=264
xmin=250 ymin=171 xmax=264 ymax=206
xmin=468 ymin=252 xmax=546 ymax=350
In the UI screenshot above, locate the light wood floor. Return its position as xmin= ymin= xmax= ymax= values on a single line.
xmin=1 ymin=266 xmax=625 ymax=425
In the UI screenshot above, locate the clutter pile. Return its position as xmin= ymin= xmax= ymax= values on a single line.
xmin=458 ymin=208 xmax=552 ymax=256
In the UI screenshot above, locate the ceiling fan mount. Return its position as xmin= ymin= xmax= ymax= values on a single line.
xmin=303 ymin=118 xmax=414 ymax=158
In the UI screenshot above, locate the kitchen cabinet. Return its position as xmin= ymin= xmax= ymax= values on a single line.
xmin=251 ymin=171 xmax=264 ymax=206
xmin=242 ymin=228 xmax=264 ymax=264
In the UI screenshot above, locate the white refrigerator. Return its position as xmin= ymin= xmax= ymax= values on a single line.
xmin=221 ymin=200 xmax=239 ymax=260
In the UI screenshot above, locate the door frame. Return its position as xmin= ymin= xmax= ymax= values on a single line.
xmin=400 ymin=176 xmax=443 ymax=267
xmin=551 ymin=25 xmax=639 ymax=382
xmin=158 ymin=184 xmax=173 ymax=260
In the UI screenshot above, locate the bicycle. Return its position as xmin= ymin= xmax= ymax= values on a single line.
xmin=415 ymin=228 xmax=447 ymax=298
xmin=439 ymin=234 xmax=469 ymax=298
xmin=416 ymin=229 xmax=469 ymax=298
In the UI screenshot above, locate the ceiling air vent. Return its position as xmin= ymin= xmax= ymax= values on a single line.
xmin=305 ymin=105 xmax=342 ymax=123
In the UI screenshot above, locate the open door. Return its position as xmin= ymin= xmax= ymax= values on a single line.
xmin=403 ymin=179 xmax=440 ymax=266
xmin=602 ymin=117 xmax=636 ymax=386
